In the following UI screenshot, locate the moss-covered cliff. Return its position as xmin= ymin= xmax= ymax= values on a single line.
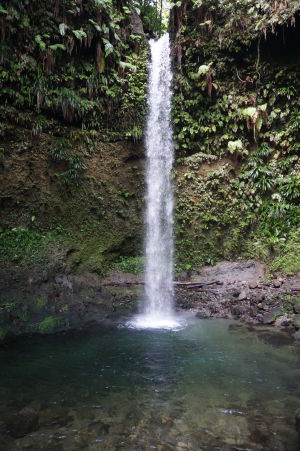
xmin=0 ymin=117 xmax=145 ymax=271
xmin=0 ymin=1 xmax=148 ymax=340
xmin=170 ymin=0 xmax=300 ymax=274
xmin=0 ymin=0 xmax=148 ymax=274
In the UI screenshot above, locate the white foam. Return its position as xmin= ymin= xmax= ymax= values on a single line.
xmin=127 ymin=314 xmax=184 ymax=331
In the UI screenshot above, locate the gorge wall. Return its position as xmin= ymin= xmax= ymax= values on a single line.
xmin=1 ymin=0 xmax=300 ymax=340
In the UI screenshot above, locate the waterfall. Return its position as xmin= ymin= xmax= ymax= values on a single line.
xmin=130 ymin=34 xmax=180 ymax=330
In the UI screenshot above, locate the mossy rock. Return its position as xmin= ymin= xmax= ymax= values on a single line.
xmin=38 ymin=316 xmax=56 ymax=334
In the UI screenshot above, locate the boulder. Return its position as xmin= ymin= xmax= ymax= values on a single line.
xmin=294 ymin=331 xmax=300 ymax=340
xmin=270 ymin=307 xmax=282 ymax=316
xmin=231 ymin=306 xmax=244 ymax=317
xmin=230 ymin=288 xmax=240 ymax=298
xmin=238 ymin=290 xmax=247 ymax=301
xmin=262 ymin=312 xmax=275 ymax=325
xmin=256 ymin=292 xmax=265 ymax=302
xmin=8 ymin=407 xmax=39 ymax=438
xmin=294 ymin=315 xmax=300 ymax=330
xmin=249 ymin=281 xmax=257 ymax=289
xmin=55 ymin=275 xmax=72 ymax=290
xmin=294 ymin=303 xmax=300 ymax=314
xmin=273 ymin=279 xmax=282 ymax=288
xmin=275 ymin=314 xmax=289 ymax=327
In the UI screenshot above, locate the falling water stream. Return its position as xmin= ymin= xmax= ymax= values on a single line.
xmin=131 ymin=34 xmax=180 ymax=329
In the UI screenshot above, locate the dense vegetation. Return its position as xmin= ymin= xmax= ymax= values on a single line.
xmin=0 ymin=0 xmax=148 ymax=139
xmin=171 ymin=0 xmax=300 ymax=273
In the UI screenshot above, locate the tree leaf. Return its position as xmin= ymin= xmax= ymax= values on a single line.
xmin=242 ymin=107 xmax=257 ymax=118
xmin=198 ymin=62 xmax=212 ymax=76
xmin=228 ymin=140 xmax=243 ymax=154
xmin=49 ymin=44 xmax=66 ymax=51
xmin=0 ymin=5 xmax=8 ymax=14
xmin=73 ymin=29 xmax=87 ymax=40
xmin=59 ymin=23 xmax=68 ymax=36
xmin=103 ymin=38 xmax=114 ymax=57
xmin=35 ymin=35 xmax=46 ymax=50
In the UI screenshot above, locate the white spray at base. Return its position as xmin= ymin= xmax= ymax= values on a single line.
xmin=129 ymin=34 xmax=181 ymax=330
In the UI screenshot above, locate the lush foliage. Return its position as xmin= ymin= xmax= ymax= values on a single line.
xmin=0 ymin=0 xmax=148 ymax=138
xmin=0 ymin=227 xmax=53 ymax=264
xmin=112 ymin=255 xmax=144 ymax=274
xmin=171 ymin=0 xmax=300 ymax=272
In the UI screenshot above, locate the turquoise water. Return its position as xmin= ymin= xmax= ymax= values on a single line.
xmin=0 ymin=318 xmax=299 ymax=450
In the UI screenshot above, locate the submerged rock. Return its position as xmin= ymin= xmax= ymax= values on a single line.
xmin=88 ymin=419 xmax=110 ymax=435
xmin=8 ymin=407 xmax=39 ymax=438
xmin=296 ymin=411 xmax=300 ymax=434
xmin=231 ymin=306 xmax=245 ymax=317
xmin=39 ymin=407 xmax=74 ymax=427
xmin=195 ymin=311 xmax=210 ymax=319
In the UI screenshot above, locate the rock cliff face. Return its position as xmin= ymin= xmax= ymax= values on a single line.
xmin=0 ymin=119 xmax=145 ymax=340
xmin=0 ymin=121 xmax=145 ymax=273
xmin=1 ymin=1 xmax=300 ymax=341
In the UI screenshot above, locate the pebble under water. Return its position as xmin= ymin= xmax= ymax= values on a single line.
xmin=0 ymin=317 xmax=299 ymax=450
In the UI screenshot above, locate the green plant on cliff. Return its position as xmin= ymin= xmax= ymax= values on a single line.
xmin=49 ymin=137 xmax=87 ymax=186
xmin=39 ymin=316 xmax=56 ymax=334
xmin=0 ymin=228 xmax=53 ymax=264
xmin=271 ymin=229 xmax=300 ymax=275
xmin=112 ymin=256 xmax=144 ymax=274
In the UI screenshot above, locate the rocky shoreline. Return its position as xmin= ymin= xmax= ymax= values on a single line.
xmin=103 ymin=260 xmax=300 ymax=340
xmin=1 ymin=260 xmax=300 ymax=343
xmin=175 ymin=261 xmax=300 ymax=339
